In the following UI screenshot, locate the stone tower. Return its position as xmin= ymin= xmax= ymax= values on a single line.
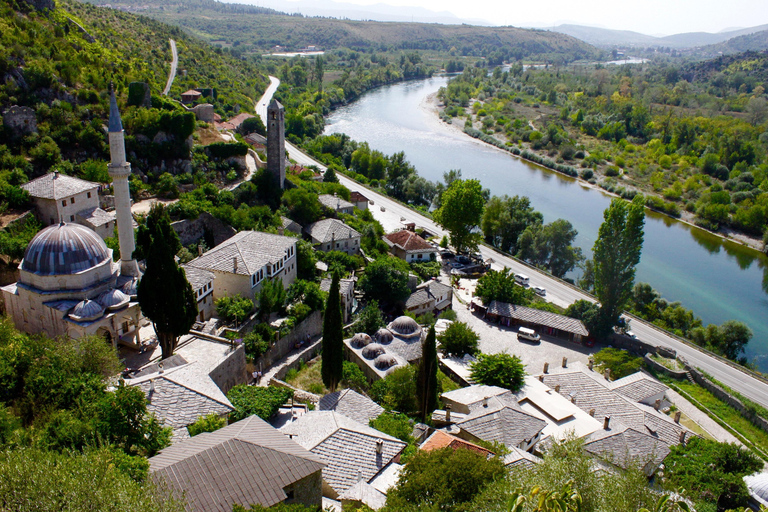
xmin=107 ymin=85 xmax=140 ymax=278
xmin=266 ymin=99 xmax=286 ymax=190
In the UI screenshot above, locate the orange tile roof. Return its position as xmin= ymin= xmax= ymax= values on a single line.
xmin=420 ymin=430 xmax=494 ymax=457
xmin=385 ymin=230 xmax=432 ymax=252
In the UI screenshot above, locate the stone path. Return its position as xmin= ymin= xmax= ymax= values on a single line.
xmin=666 ymin=387 xmax=742 ymax=445
xmin=256 ymin=336 xmax=322 ymax=386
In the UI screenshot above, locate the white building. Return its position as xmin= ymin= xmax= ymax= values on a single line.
xmin=305 ymin=218 xmax=361 ymax=255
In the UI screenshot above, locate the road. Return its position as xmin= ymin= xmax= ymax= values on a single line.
xmin=162 ymin=39 xmax=178 ymax=96
xmin=256 ymin=76 xmax=281 ymax=123
xmin=259 ymin=75 xmax=768 ymax=411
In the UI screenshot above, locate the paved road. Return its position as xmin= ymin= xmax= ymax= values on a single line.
xmin=162 ymin=39 xmax=178 ymax=96
xmin=260 ymin=74 xmax=768 ymax=411
xmin=256 ymin=76 xmax=281 ymax=123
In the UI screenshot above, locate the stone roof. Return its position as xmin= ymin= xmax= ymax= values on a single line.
xmin=182 ymin=264 xmax=215 ymax=291
xmin=487 ymin=301 xmax=589 ymax=336
xmin=610 ymin=372 xmax=669 ymax=403
xmin=583 ymin=424 xmax=670 ymax=472
xmin=186 ymin=230 xmax=295 ymax=276
xmin=281 ymin=411 xmax=406 ymax=495
xmin=384 ymin=230 xmax=433 ymax=252
xmin=457 ymin=404 xmax=547 ymax=448
xmin=150 ymin=415 xmax=325 ymax=512
xmin=128 ymin=363 xmax=233 ymax=431
xmin=405 ymin=280 xmax=452 ymax=309
xmin=318 ymin=389 xmax=384 ymax=425
xmin=420 ymin=430 xmax=495 ymax=458
xmin=320 ymin=277 xmax=355 ymax=297
xmin=338 ymin=480 xmax=387 ymax=510
xmin=280 ymin=216 xmax=303 ymax=234
xmin=305 ymin=218 xmax=360 ymax=245
xmin=22 ymin=172 xmax=98 ymax=200
xmin=318 ymin=194 xmax=354 ymax=211
xmin=503 ymin=446 xmax=542 ymax=469
xmin=441 ymin=385 xmax=512 ymax=412
xmin=388 ymin=336 xmax=423 ymax=363
xmin=76 ymin=207 xmax=115 ymax=228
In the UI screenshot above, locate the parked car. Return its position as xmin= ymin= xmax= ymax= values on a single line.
xmin=439 ymin=250 xmax=454 ymax=258
xmin=534 ymin=286 xmax=546 ymax=296
xmin=456 ymin=255 xmax=471 ymax=265
xmin=448 ymin=262 xmax=464 ymax=269
xmin=517 ymin=326 xmax=541 ymax=343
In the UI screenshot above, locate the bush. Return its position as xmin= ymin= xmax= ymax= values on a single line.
xmin=187 ymin=413 xmax=226 ymax=437
xmin=215 ymin=294 xmax=254 ymax=323
xmin=592 ymin=347 xmax=643 ymax=380
xmin=227 ymin=385 xmax=293 ymax=422
xmin=470 ymin=353 xmax=526 ymax=391
xmin=242 ymin=331 xmax=269 ymax=359
xmin=205 ymin=141 xmax=248 ymax=159
xmin=342 ymin=361 xmax=369 ymax=393
xmin=437 ymin=321 xmax=479 ymax=358
xmin=369 ymin=365 xmax=417 ymax=414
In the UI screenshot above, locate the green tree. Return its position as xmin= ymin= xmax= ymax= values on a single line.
xmin=592 ymin=197 xmax=645 ymax=339
xmin=282 ymin=188 xmax=322 ymax=226
xmin=187 ymin=413 xmax=227 ymax=437
xmin=258 ymin=278 xmax=286 ymax=321
xmin=565 ymin=299 xmax=601 ymax=337
xmin=227 ymin=385 xmax=293 ymax=422
xmin=322 ymin=272 xmax=344 ymax=392
xmin=358 ymin=256 xmax=411 ymax=306
xmin=592 ymin=347 xmax=643 ymax=380
xmin=433 ymin=178 xmax=485 ymax=254
xmin=470 ymin=353 xmax=526 ymax=392
xmin=707 ymin=320 xmax=753 ymax=362
xmin=215 ymin=294 xmax=254 ymax=324
xmin=369 ymin=365 xmax=418 ymax=414
xmin=296 ymin=239 xmax=318 ymax=281
xmin=475 ymin=268 xmax=534 ymax=306
xmin=516 ymin=219 xmax=583 ymax=278
xmin=136 ymin=204 xmax=197 ymax=360
xmin=356 ymin=300 xmax=385 ymax=335
xmin=481 ymin=195 xmax=543 ymax=254
xmin=342 ymin=361 xmax=369 ymax=393
xmin=438 ymin=321 xmax=479 ymax=358
xmin=416 ymin=324 xmax=438 ymax=422
xmin=386 ymin=447 xmax=506 ymax=511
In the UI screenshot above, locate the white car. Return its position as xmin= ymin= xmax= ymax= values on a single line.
xmin=534 ymin=286 xmax=546 ymax=296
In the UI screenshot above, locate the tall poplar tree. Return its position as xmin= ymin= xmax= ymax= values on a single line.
xmin=592 ymin=196 xmax=645 ymax=339
xmin=416 ymin=324 xmax=438 ymax=422
xmin=321 ymin=272 xmax=344 ymax=392
xmin=135 ymin=204 xmax=197 ymax=360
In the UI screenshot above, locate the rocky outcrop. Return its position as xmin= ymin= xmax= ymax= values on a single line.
xmin=2 ymin=106 xmax=37 ymax=138
xmin=23 ymin=0 xmax=54 ymax=11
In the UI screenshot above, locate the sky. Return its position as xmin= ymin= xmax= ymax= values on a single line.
xmin=269 ymin=0 xmax=768 ymax=36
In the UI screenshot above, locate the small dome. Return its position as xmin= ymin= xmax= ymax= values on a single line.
xmin=374 ymin=328 xmax=394 ymax=344
xmin=388 ymin=316 xmax=421 ymax=337
xmin=98 ymin=289 xmax=130 ymax=310
xmin=69 ymin=299 xmax=104 ymax=322
xmin=362 ymin=343 xmax=385 ymax=359
xmin=745 ymin=473 xmax=768 ymax=506
xmin=351 ymin=333 xmax=372 ymax=349
xmin=21 ymin=223 xmax=110 ymax=276
xmin=375 ymin=354 xmax=397 ymax=370
xmin=121 ymin=277 xmax=138 ymax=298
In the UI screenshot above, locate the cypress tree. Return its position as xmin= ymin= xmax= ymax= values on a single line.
xmin=136 ymin=204 xmax=197 ymax=360
xmin=321 ymin=271 xmax=344 ymax=392
xmin=416 ymin=323 xmax=438 ymax=422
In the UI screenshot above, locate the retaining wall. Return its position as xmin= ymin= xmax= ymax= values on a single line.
xmin=256 ymin=311 xmax=323 ymax=369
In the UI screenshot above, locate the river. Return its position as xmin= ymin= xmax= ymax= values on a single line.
xmin=324 ymin=76 xmax=768 ymax=369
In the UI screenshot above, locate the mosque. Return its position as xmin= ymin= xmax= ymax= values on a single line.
xmin=1 ymin=87 xmax=144 ymax=346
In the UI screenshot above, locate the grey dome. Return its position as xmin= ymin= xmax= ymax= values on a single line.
xmin=745 ymin=473 xmax=768 ymax=506
xmin=351 ymin=333 xmax=372 ymax=349
xmin=21 ymin=223 xmax=110 ymax=276
xmin=375 ymin=328 xmax=394 ymax=344
xmin=362 ymin=343 xmax=385 ymax=359
xmin=121 ymin=277 xmax=138 ymax=298
xmin=98 ymin=289 xmax=130 ymax=310
xmin=374 ymin=354 xmax=397 ymax=370
xmin=388 ymin=316 xmax=421 ymax=336
xmin=69 ymin=299 xmax=104 ymax=322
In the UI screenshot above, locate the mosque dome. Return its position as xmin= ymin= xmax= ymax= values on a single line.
xmin=745 ymin=473 xmax=768 ymax=506
xmin=362 ymin=343 xmax=385 ymax=359
xmin=374 ymin=328 xmax=394 ymax=344
xmin=98 ymin=289 xmax=130 ymax=310
xmin=351 ymin=333 xmax=372 ymax=349
xmin=69 ymin=299 xmax=105 ymax=322
xmin=374 ymin=354 xmax=397 ymax=370
xmin=21 ymin=223 xmax=111 ymax=276
xmin=388 ymin=316 xmax=421 ymax=337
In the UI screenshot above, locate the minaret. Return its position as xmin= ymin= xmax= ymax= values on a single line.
xmin=107 ymin=85 xmax=140 ymax=278
xmin=267 ymin=99 xmax=286 ymax=190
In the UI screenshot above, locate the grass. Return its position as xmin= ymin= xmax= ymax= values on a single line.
xmin=285 ymin=359 xmax=328 ymax=396
xmin=649 ymin=354 xmax=685 ymax=371
xmin=656 ymin=374 xmax=768 ymax=461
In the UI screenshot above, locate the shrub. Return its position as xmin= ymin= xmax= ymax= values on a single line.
xmin=187 ymin=413 xmax=226 ymax=437
xmin=470 ymin=353 xmax=526 ymax=391
xmin=342 ymin=361 xmax=369 ymax=393
xmin=592 ymin=347 xmax=643 ymax=380
xmin=437 ymin=321 xmax=479 ymax=358
xmin=369 ymin=365 xmax=417 ymax=414
xmin=242 ymin=331 xmax=269 ymax=359
xmin=227 ymin=385 xmax=293 ymax=422
xmin=215 ymin=294 xmax=254 ymax=323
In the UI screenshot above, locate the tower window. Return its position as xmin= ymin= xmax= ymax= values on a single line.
xmin=70 ymin=215 xmax=74 ymax=222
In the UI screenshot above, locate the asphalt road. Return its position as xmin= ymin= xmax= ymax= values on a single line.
xmin=261 ymin=76 xmax=768 ymax=411
xmin=162 ymin=39 xmax=177 ymax=97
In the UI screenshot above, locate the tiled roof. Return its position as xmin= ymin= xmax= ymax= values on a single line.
xmin=318 ymin=389 xmax=384 ymax=425
xmin=281 ymin=411 xmax=405 ymax=495
xmin=318 ymin=194 xmax=354 ymax=211
xmin=338 ymin=480 xmax=387 ymax=509
xmin=350 ymin=191 xmax=369 ymax=203
xmin=610 ymin=372 xmax=669 ymax=403
xmin=384 ymin=230 xmax=433 ymax=252
xmin=456 ymin=405 xmax=547 ymax=448
xmin=320 ymin=277 xmax=355 ymax=297
xmin=305 ymin=218 xmax=360 ymax=245
xmin=226 ymin=113 xmax=254 ymax=129
xmin=22 ymin=172 xmax=98 ymax=200
xmin=182 ymin=89 xmax=202 ymax=97
xmin=150 ymin=415 xmax=325 ymax=512
xmin=503 ymin=446 xmax=542 ymax=468
xmin=76 ymin=207 xmax=115 ymax=228
xmin=186 ymin=230 xmax=295 ymax=276
xmin=487 ymin=301 xmax=589 ymax=336
xmin=182 ymin=265 xmax=215 ymax=291
xmin=405 ymin=280 xmax=452 ymax=309
xmin=420 ymin=430 xmax=495 ymax=458
xmin=584 ymin=424 xmax=670 ymax=471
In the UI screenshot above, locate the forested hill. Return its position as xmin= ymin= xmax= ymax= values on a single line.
xmin=0 ymin=0 xmax=267 ymax=177
xmin=701 ymin=30 xmax=768 ymax=55
xmin=681 ymin=51 xmax=768 ymax=84
xmin=83 ymin=0 xmax=602 ymax=64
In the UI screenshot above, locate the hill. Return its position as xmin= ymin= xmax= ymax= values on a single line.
xmin=680 ymin=50 xmax=768 ymax=83
xmin=82 ymin=0 xmax=602 ymax=63
xmin=701 ymin=29 xmax=768 ymax=54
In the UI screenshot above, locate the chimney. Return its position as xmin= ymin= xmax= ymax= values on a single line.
xmin=158 ymin=362 xmax=164 ymax=374
xmin=679 ymin=431 xmax=686 ymax=444
xmin=588 ymin=359 xmax=593 ymax=371
xmin=562 ymin=357 xmax=567 ymax=368
xmin=233 ymin=257 xmax=238 ymax=273
xmin=654 ymin=399 xmax=661 ymax=411
xmin=543 ymin=362 xmax=549 ymax=374
xmin=554 ymin=385 xmax=561 ymax=393
xmin=603 ymin=416 xmax=611 ymax=430
xmin=278 ymin=227 xmax=284 ymax=236
xmin=589 ymin=408 xmax=595 ymax=417
xmin=445 ymin=404 xmax=451 ymax=422
xmin=570 ymin=395 xmax=576 ymax=404
xmin=198 ymin=245 xmax=203 ymax=256
xmin=604 ymin=368 xmax=611 ymax=380
xmin=53 ymin=170 xmax=59 ymax=179
xmin=375 ymin=439 xmax=383 ymax=454
xmin=674 ymin=411 xmax=681 ymax=424
xmin=538 ymin=374 xmax=544 ymax=382
xmin=482 ymin=397 xmax=489 ymax=408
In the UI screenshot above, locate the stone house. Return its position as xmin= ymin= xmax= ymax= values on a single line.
xmin=182 ymin=265 xmax=216 ymax=322
xmin=383 ymin=230 xmax=436 ymax=263
xmin=318 ymin=193 xmax=354 ymax=215
xmin=349 ymin=191 xmax=370 ymax=210
xmin=404 ymin=280 xmax=453 ymax=316
xmin=320 ymin=276 xmax=355 ymax=323
xmin=185 ymin=230 xmax=297 ymax=307
xmin=305 ymin=218 xmax=361 ymax=255
xmin=181 ymin=89 xmax=202 ymax=103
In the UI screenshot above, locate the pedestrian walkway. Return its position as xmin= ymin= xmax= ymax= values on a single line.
xmin=666 ymin=388 xmax=742 ymax=445
xmin=256 ymin=336 xmax=322 ymax=387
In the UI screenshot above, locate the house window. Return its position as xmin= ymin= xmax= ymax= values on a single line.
xmin=87 ymin=192 xmax=91 ymax=199
xmin=62 ymin=200 xmax=67 ymax=207
xmin=70 ymin=215 xmax=74 ymax=222
xmin=71 ymin=197 xmax=75 ymax=204
xmin=418 ymin=253 xmax=423 ymax=259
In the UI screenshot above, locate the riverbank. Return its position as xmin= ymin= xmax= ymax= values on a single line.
xmin=425 ymin=91 xmax=766 ymax=254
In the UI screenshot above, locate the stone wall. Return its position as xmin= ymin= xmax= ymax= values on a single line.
xmin=207 ymin=343 xmax=247 ymax=395
xmin=609 ymin=333 xmax=664 ymax=357
xmin=643 ymin=353 xmax=687 ymax=380
xmin=257 ymin=310 xmax=323 ymax=369
xmin=284 ymin=470 xmax=323 ymax=509
xmin=171 ymin=211 xmax=236 ymax=247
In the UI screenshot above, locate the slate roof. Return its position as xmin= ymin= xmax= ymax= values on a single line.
xmin=186 ymin=230 xmax=295 ymax=276
xmin=280 ymin=216 xmax=303 ymax=234
xmin=305 ymin=218 xmax=360 ymax=244
xmin=320 ymin=277 xmax=355 ymax=297
xmin=487 ymin=301 xmax=589 ymax=336
xmin=441 ymin=385 xmax=513 ymax=414
xmin=584 ymin=424 xmax=671 ymax=472
xmin=405 ymin=280 xmax=452 ymax=309
xmin=338 ymin=480 xmax=387 ymax=509
xmin=318 ymin=389 xmax=384 ymax=425
xmin=610 ymin=372 xmax=669 ymax=403
xmin=388 ymin=336 xmax=423 ymax=363
xmin=76 ymin=207 xmax=115 ymax=228
xmin=182 ymin=265 xmax=215 ymax=291
xmin=456 ymin=405 xmax=547 ymax=448
xmin=128 ymin=363 xmax=233 ymax=431
xmin=384 ymin=230 xmax=433 ymax=252
xmin=22 ymin=172 xmax=99 ymax=200
xmin=503 ymin=446 xmax=542 ymax=469
xmin=318 ymin=194 xmax=355 ymax=211
xmin=150 ymin=415 xmax=325 ymax=512
xmin=420 ymin=430 xmax=495 ymax=458
xmin=281 ymin=411 xmax=406 ymax=495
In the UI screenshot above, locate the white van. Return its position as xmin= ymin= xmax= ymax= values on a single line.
xmin=517 ymin=326 xmax=540 ymax=343
xmin=514 ymin=273 xmax=530 ymax=286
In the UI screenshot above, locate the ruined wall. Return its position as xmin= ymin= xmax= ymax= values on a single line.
xmin=208 ymin=343 xmax=247 ymax=394
xmin=171 ymin=211 xmax=236 ymax=247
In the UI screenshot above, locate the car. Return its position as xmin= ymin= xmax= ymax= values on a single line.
xmin=625 ymin=331 xmax=637 ymax=339
xmin=534 ymin=286 xmax=546 ymax=296
xmin=439 ymin=250 xmax=454 ymax=258
xmin=448 ymin=262 xmax=464 ymax=269
xmin=456 ymin=255 xmax=471 ymax=265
